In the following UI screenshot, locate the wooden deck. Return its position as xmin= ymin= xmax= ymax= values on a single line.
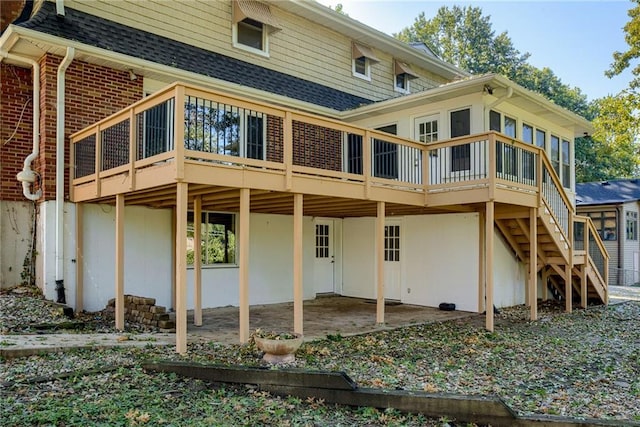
xmin=69 ymin=82 xmax=608 ymax=353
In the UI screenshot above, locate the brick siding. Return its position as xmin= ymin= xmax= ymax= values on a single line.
xmin=1 ymin=64 xmax=34 ymax=201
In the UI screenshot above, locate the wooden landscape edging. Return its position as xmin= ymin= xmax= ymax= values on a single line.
xmin=142 ymin=362 xmax=639 ymax=427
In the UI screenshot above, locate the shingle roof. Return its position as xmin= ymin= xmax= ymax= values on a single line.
xmin=18 ymin=2 xmax=374 ymax=111
xmin=576 ymin=179 xmax=640 ymax=206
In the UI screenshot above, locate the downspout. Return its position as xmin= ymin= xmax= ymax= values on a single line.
xmin=55 ymin=46 xmax=75 ymax=304
xmin=56 ymin=0 xmax=65 ymax=17
xmin=617 ymin=205 xmax=624 ymax=284
xmin=0 ymin=50 xmax=41 ymax=201
xmin=485 ymin=86 xmax=514 ymax=122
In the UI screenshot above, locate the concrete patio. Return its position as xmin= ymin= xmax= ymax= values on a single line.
xmin=186 ymin=295 xmax=477 ymax=345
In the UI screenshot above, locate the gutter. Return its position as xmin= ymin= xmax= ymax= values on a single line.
xmin=0 ymin=50 xmax=41 ymax=201
xmin=55 ymin=46 xmax=75 ymax=304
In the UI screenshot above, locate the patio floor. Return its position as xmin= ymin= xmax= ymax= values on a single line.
xmin=186 ymin=296 xmax=477 ymax=345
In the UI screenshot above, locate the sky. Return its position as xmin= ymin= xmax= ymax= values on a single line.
xmin=317 ymin=0 xmax=634 ymax=101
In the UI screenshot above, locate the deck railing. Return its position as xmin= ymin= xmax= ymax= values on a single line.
xmin=71 ymin=83 xmax=569 ymax=227
xmin=573 ymin=215 xmax=609 ymax=284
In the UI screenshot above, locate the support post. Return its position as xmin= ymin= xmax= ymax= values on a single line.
xmin=485 ymin=201 xmax=494 ymax=332
xmin=581 ymin=264 xmax=588 ymax=308
xmin=376 ymin=201 xmax=385 ymax=324
xmin=193 ymin=196 xmax=202 ymax=326
xmin=293 ymin=193 xmax=304 ymax=335
xmin=171 ymin=207 xmax=176 ymax=310
xmin=75 ymin=203 xmax=84 ymax=312
xmin=115 ymin=194 xmax=125 ymax=331
xmin=175 ymin=182 xmax=188 ymax=354
xmin=529 ymin=207 xmax=538 ymax=321
xmin=478 ymin=210 xmax=485 ymax=313
xmin=541 ymin=267 xmax=549 ymax=301
xmin=564 ymin=263 xmax=572 ymax=313
xmin=239 ymin=188 xmax=250 ymax=343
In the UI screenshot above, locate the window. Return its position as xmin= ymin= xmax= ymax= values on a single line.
xmin=237 ymin=18 xmax=264 ymax=50
xmin=187 ymin=212 xmax=236 ymax=266
xmin=316 ymin=224 xmax=330 ymax=258
xmin=384 ymin=225 xmax=400 ymax=262
xmin=393 ymin=60 xmax=418 ymax=93
xmin=352 ymin=43 xmax=379 ymax=80
xmin=561 ymin=139 xmax=571 ymax=188
xmin=373 ymin=124 xmax=398 ymax=179
xmin=345 ymin=133 xmax=363 ymax=174
xmin=395 ymin=73 xmax=408 ymax=92
xmin=627 ymin=211 xmax=638 ymax=241
xmin=450 ymin=108 xmax=471 ymax=171
xmin=586 ymin=211 xmax=617 ymax=241
xmin=550 ymin=135 xmax=560 ymax=175
xmin=232 ymin=0 xmax=280 ymax=55
xmin=522 ymin=124 xmax=533 ymax=144
xmin=416 ymin=116 xmax=438 ymax=144
xmin=536 ymin=129 xmax=546 ymax=149
xmin=489 ymin=110 xmax=501 ymax=132
xmin=183 ymin=101 xmax=265 ymax=160
xmin=504 ymin=116 xmax=516 ymax=138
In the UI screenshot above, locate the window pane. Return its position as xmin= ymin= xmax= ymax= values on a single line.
xmin=522 ymin=124 xmax=533 ymax=144
xmin=346 ymin=133 xmax=363 ymax=174
xmin=551 ymin=135 xmax=560 ymax=175
xmin=561 ymin=139 xmax=570 ymax=187
xmin=245 ymin=114 xmax=264 ymax=160
xmin=237 ymin=19 xmax=263 ymax=50
xmin=450 ymin=109 xmax=470 ymax=138
xmin=536 ymin=129 xmax=545 ymax=148
xmin=186 ymin=212 xmax=236 ymax=265
xmin=354 ymin=57 xmax=367 ymax=75
xmin=489 ymin=110 xmax=501 ymax=132
xmin=504 ymin=116 xmax=516 ymax=138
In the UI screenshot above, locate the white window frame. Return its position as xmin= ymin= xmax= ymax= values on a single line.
xmin=233 ymin=18 xmax=270 ymax=57
xmin=394 ymin=73 xmax=410 ymax=94
xmin=238 ymin=110 xmax=267 ymax=160
xmin=352 ymin=56 xmax=371 ymax=81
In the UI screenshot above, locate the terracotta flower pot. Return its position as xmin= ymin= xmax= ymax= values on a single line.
xmin=254 ymin=333 xmax=303 ymax=363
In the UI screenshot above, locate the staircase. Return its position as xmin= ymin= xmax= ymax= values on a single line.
xmin=495 ymin=204 xmax=608 ymax=307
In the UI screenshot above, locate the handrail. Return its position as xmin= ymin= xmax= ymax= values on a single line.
xmin=540 ymin=154 xmax=574 ymax=215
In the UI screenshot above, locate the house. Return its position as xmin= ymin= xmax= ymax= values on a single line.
xmin=576 ymin=179 xmax=640 ymax=286
xmin=1 ymin=0 xmax=607 ymax=353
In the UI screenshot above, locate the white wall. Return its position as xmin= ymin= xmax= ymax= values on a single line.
xmin=80 ymin=203 xmax=173 ymax=312
xmin=185 ymin=213 xmax=316 ymax=309
xmin=1 ymin=201 xmax=35 ymax=288
xmin=342 ymin=217 xmax=376 ymax=298
xmin=342 ymin=213 xmax=526 ymax=312
xmin=36 ymin=201 xmax=78 ymax=305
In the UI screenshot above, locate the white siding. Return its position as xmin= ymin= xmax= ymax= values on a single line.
xmin=1 ymin=201 xmax=35 ymax=289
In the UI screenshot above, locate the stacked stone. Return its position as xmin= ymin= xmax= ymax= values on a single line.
xmin=106 ymin=295 xmax=176 ymax=332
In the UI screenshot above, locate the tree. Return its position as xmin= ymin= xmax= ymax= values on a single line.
xmin=395 ymin=6 xmax=530 ymax=76
xmin=606 ymin=0 xmax=640 ymax=89
xmin=395 ymin=6 xmax=590 ymax=119
xmin=576 ymin=92 xmax=640 ymax=181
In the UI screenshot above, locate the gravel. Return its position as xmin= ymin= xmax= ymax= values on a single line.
xmin=1 ymin=287 xmax=639 ymax=424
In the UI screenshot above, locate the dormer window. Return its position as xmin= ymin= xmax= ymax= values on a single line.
xmin=352 ymin=43 xmax=379 ymax=81
xmin=393 ymin=60 xmax=418 ymax=94
xmin=233 ymin=0 xmax=281 ymax=56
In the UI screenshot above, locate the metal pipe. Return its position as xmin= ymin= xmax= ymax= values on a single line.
xmin=0 ymin=50 xmax=41 ymax=201
xmin=55 ymin=46 xmax=75 ymax=304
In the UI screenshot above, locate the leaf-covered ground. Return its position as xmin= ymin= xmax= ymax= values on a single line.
xmin=1 ymin=291 xmax=639 ymax=426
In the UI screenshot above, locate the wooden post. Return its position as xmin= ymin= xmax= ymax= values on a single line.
xmin=478 ymin=210 xmax=485 ymax=313
xmin=239 ymin=188 xmax=250 ymax=343
xmin=541 ymin=267 xmax=549 ymax=301
xmin=376 ymin=201 xmax=385 ymax=324
xmin=422 ymin=147 xmax=429 ymax=205
xmin=485 ymin=201 xmax=494 ymax=332
xmin=171 ymin=207 xmax=176 ymax=310
xmin=284 ymin=111 xmax=293 ymax=191
xmin=75 ymin=203 xmax=84 ymax=312
xmin=364 ymin=131 xmax=372 ymax=199
xmin=115 ymin=194 xmax=125 ymax=331
xmin=529 ymin=207 xmax=538 ymax=321
xmin=580 ymin=265 xmax=588 ymax=308
xmin=564 ymin=263 xmax=572 ymax=313
xmin=193 ymin=196 xmax=202 ymax=326
xmin=175 ymin=182 xmax=188 ymax=354
xmin=293 ymin=193 xmax=304 ymax=335
xmin=174 ymin=85 xmax=185 ymax=181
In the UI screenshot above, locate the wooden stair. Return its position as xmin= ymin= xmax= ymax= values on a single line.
xmin=495 ymin=206 xmax=607 ymax=308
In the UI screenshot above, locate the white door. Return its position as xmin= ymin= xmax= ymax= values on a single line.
xmin=314 ymin=220 xmax=335 ymax=294
xmin=384 ymin=222 xmax=402 ymax=300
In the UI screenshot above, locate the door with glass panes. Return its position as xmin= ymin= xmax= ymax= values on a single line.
xmin=314 ymin=220 xmax=335 ymax=294
xmin=384 ymin=221 xmax=402 ymax=300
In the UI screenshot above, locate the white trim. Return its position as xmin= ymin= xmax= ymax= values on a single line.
xmin=232 ymin=20 xmax=270 ymax=58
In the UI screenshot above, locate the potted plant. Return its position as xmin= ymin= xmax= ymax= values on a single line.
xmin=252 ymin=329 xmax=303 ymax=363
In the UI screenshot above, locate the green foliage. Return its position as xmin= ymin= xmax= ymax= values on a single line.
xmin=606 ymin=0 xmax=640 ymax=89
xmin=577 ymin=92 xmax=640 ymax=181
